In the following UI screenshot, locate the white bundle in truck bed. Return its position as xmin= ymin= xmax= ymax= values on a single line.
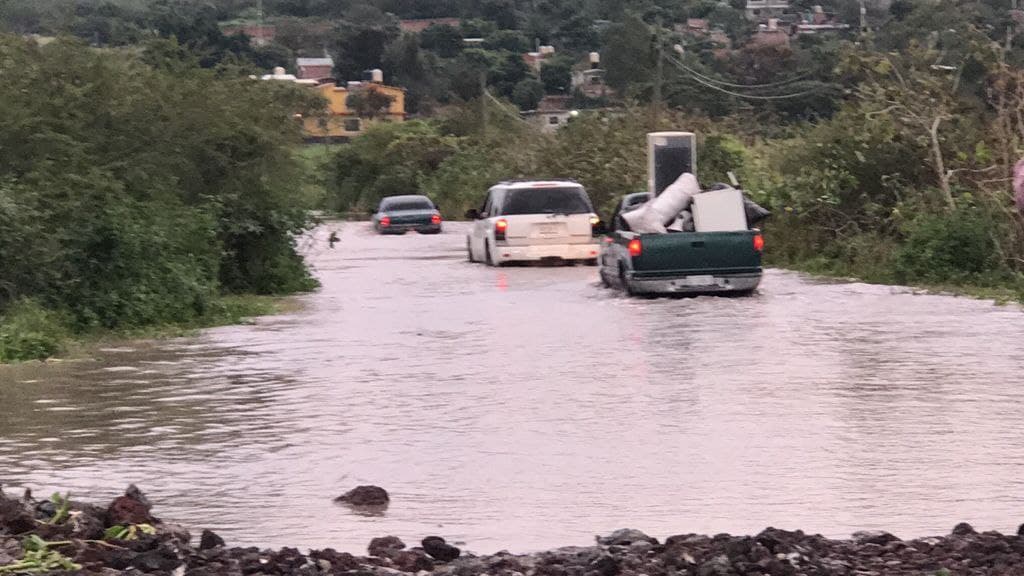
xmin=621 ymin=173 xmax=699 ymax=234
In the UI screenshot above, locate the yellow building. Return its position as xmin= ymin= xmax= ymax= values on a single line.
xmin=303 ymin=80 xmax=406 ymax=140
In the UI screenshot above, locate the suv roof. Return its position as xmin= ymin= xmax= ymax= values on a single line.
xmin=495 ymin=180 xmax=583 ymax=190
xmin=381 ymin=194 xmax=432 ymax=202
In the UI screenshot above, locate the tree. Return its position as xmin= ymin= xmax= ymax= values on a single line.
xmin=480 ymin=0 xmax=517 ymax=29
xmin=488 ymin=50 xmax=531 ymax=98
xmin=333 ymin=21 xmax=400 ymax=80
xmin=847 ymin=42 xmax=996 ymax=210
xmin=512 ymin=78 xmax=545 ymax=109
xmin=484 ymin=29 xmax=531 ymax=53
xmin=540 ymin=57 xmax=573 ymax=93
xmin=347 ymin=89 xmax=396 ymax=119
xmin=602 ymin=13 xmax=655 ymax=93
xmin=420 ymin=24 xmax=463 ymax=58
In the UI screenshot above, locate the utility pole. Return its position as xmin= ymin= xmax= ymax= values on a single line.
xmin=1008 ymin=0 xmax=1018 ymax=52
xmin=858 ymin=0 xmax=866 ymax=36
xmin=652 ymin=18 xmax=664 ymax=130
xmin=256 ymin=0 xmax=264 ymax=46
xmin=480 ymin=70 xmax=489 ymax=139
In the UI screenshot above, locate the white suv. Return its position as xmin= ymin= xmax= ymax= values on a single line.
xmin=465 ymin=180 xmax=602 ymax=266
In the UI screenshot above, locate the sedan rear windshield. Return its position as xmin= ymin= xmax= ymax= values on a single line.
xmin=383 ymin=199 xmax=434 ymax=211
xmin=501 ymin=187 xmax=592 ymax=215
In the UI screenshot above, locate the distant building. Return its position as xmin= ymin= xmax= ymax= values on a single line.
xmin=221 ymin=23 xmax=276 ymax=46
xmin=260 ymin=67 xmax=317 ymax=85
xmin=750 ymin=19 xmax=791 ymax=47
xmin=296 ymin=57 xmax=335 ymax=81
xmin=399 ymin=18 xmax=461 ymax=33
xmin=746 ymin=0 xmax=790 ymax=21
xmin=793 ymin=5 xmax=851 ymax=34
xmin=261 ymin=68 xmax=406 ymax=141
xmin=521 ymin=95 xmax=574 ymax=134
xmin=524 ymin=46 xmax=556 ymax=73
xmin=304 ymin=81 xmax=406 ymax=141
xmin=571 ymin=53 xmax=612 ymax=100
xmin=678 ymin=19 xmax=710 ymax=35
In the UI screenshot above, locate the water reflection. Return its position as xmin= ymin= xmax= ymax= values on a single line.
xmin=2 ymin=222 xmax=1024 ymax=553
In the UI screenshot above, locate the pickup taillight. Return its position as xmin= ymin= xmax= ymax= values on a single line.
xmin=628 ymin=238 xmax=642 ymax=257
xmin=753 ymin=234 xmax=764 ymax=252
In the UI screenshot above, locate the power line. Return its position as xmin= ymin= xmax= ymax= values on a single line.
xmin=483 ymin=90 xmax=534 ymax=125
xmin=668 ymin=55 xmax=816 ymax=90
xmin=665 ymin=55 xmax=827 ymax=100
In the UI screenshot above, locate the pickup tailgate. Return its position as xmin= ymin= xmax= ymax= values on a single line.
xmin=629 ymin=231 xmax=762 ymax=277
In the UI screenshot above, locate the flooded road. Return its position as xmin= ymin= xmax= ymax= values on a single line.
xmin=3 ymin=221 xmax=1024 ymax=553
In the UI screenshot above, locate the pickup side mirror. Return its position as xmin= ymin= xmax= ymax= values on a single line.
xmin=465 ymin=208 xmax=481 ymax=220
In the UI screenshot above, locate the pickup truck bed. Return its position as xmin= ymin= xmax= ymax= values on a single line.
xmin=599 ymin=229 xmax=763 ymax=296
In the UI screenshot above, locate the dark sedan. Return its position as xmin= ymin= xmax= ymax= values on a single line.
xmin=371 ymin=195 xmax=443 ymax=235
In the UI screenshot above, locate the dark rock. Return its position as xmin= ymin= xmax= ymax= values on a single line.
xmin=422 ymin=537 xmax=461 ymax=562
xmin=952 ymin=523 xmax=977 ymax=536
xmin=0 ymin=498 xmax=36 ymax=534
xmin=200 ymin=529 xmax=226 ymax=550
xmin=132 ymin=548 xmax=181 ymax=572
xmin=596 ymin=529 xmax=658 ymax=547
xmin=107 ymin=494 xmax=153 ymax=526
xmin=697 ymin=554 xmax=731 ymax=576
xmin=853 ymin=530 xmax=900 ymax=546
xmin=724 ymin=537 xmax=753 ymax=559
xmin=590 ymin=555 xmax=620 ymax=576
xmin=309 ymin=548 xmax=363 ymax=572
xmin=368 ymin=536 xmax=406 ymax=557
xmin=335 ymin=486 xmax=390 ymax=507
xmin=266 ymin=547 xmax=307 ymax=573
xmin=391 ymin=549 xmax=435 ymax=572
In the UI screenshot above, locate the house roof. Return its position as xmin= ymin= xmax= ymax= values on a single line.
xmin=297 ymin=58 xmax=334 ymax=67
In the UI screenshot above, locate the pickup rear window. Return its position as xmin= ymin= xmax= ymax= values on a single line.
xmin=501 ymin=187 xmax=592 ymax=215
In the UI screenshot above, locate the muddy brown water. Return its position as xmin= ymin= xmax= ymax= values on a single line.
xmin=3 ymin=222 xmax=1024 ymax=553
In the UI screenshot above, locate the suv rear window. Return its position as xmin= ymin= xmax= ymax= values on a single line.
xmin=501 ymin=187 xmax=591 ymax=215
xmin=383 ymin=198 xmax=434 ymax=211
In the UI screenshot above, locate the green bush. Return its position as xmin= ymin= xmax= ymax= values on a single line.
xmin=895 ymin=207 xmax=1002 ymax=284
xmin=0 ymin=36 xmax=319 ymax=338
xmin=0 ymin=300 xmax=67 ymax=363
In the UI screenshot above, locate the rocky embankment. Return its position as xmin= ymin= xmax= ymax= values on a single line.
xmin=3 ymin=486 xmax=1024 ymax=575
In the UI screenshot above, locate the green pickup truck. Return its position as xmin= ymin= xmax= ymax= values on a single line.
xmin=598 ymin=192 xmax=764 ymax=296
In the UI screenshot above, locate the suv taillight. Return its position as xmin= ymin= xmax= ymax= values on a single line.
xmin=495 ymin=218 xmax=508 ymax=241
xmin=590 ymin=215 xmax=601 ymax=237
xmin=628 ymin=238 xmax=642 ymax=257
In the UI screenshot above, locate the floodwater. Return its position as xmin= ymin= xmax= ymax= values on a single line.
xmin=2 ymin=222 xmax=1024 ymax=554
